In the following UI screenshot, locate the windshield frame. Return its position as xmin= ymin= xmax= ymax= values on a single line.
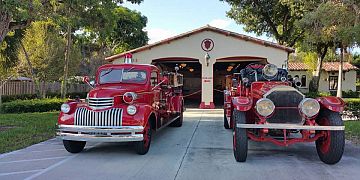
xmin=97 ymin=67 xmax=149 ymax=85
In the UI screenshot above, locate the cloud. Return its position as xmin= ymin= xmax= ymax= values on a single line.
xmin=209 ymin=19 xmax=232 ymax=29
xmin=147 ymin=28 xmax=177 ymax=44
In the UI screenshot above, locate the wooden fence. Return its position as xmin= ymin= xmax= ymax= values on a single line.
xmin=0 ymin=81 xmax=90 ymax=96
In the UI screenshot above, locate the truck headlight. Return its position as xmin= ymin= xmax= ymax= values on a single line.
xmin=299 ymin=98 xmax=320 ymax=118
xmin=127 ymin=105 xmax=137 ymax=115
xmin=256 ymin=98 xmax=275 ymax=117
xmin=61 ymin=103 xmax=71 ymax=113
xmin=123 ymin=92 xmax=137 ymax=104
xmin=262 ymin=64 xmax=278 ymax=79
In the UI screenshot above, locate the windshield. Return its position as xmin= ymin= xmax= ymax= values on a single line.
xmin=99 ymin=68 xmax=147 ymax=84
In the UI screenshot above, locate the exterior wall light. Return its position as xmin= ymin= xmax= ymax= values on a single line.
xmin=205 ymin=53 xmax=210 ymax=66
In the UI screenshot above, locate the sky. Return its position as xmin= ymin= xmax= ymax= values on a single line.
xmin=123 ymin=0 xmax=274 ymax=44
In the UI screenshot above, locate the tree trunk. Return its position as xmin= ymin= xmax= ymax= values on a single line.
xmin=0 ymin=10 xmax=11 ymax=44
xmin=310 ymin=46 xmax=328 ymax=92
xmin=61 ymin=23 xmax=72 ymax=98
xmin=337 ymin=47 xmax=344 ymax=98
xmin=20 ymin=41 xmax=41 ymax=97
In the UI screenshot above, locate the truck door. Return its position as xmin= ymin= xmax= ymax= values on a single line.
xmin=150 ymin=71 xmax=161 ymax=125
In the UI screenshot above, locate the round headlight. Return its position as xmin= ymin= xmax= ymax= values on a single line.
xmin=123 ymin=92 xmax=137 ymax=104
xmin=61 ymin=103 xmax=71 ymax=113
xmin=127 ymin=105 xmax=137 ymax=115
xmin=256 ymin=98 xmax=275 ymax=117
xmin=262 ymin=64 xmax=278 ymax=79
xmin=299 ymin=98 xmax=320 ymax=118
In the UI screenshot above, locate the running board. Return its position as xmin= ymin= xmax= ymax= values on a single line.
xmin=236 ymin=124 xmax=344 ymax=131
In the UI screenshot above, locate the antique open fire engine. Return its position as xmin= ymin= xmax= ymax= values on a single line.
xmin=224 ymin=63 xmax=345 ymax=164
xmin=57 ymin=56 xmax=184 ymax=155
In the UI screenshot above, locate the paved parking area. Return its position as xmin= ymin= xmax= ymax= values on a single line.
xmin=1 ymin=109 xmax=360 ymax=180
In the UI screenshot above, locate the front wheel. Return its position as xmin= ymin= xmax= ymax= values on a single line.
xmin=134 ymin=121 xmax=152 ymax=155
xmin=233 ymin=110 xmax=248 ymax=162
xmin=315 ymin=109 xmax=345 ymax=164
xmin=63 ymin=140 xmax=86 ymax=153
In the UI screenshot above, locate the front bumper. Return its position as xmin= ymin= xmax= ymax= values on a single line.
xmin=237 ymin=123 xmax=344 ymax=131
xmin=57 ymin=125 xmax=144 ymax=142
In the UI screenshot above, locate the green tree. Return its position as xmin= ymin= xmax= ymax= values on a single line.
xmin=222 ymin=0 xmax=317 ymax=46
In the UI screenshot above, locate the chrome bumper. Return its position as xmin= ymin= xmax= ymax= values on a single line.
xmin=57 ymin=125 xmax=144 ymax=142
xmin=237 ymin=124 xmax=345 ymax=131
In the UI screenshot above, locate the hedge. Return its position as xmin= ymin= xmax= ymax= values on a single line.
xmin=0 ymin=98 xmax=67 ymax=114
xmin=1 ymin=92 xmax=87 ymax=103
xmin=344 ymin=98 xmax=360 ymax=119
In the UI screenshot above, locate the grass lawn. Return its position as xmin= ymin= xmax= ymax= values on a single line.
xmin=345 ymin=121 xmax=360 ymax=144
xmin=0 ymin=112 xmax=58 ymax=154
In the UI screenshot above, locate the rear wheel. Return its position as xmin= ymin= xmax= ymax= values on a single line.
xmin=134 ymin=121 xmax=152 ymax=155
xmin=63 ymin=140 xmax=86 ymax=153
xmin=315 ymin=109 xmax=345 ymax=164
xmin=233 ymin=110 xmax=248 ymax=162
xmin=224 ymin=109 xmax=230 ymax=129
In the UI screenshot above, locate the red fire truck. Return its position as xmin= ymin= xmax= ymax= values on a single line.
xmin=224 ymin=63 xmax=345 ymax=164
xmin=57 ymin=57 xmax=184 ymax=155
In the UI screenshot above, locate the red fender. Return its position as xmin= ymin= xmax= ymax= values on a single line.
xmin=232 ymin=96 xmax=252 ymax=111
xmin=316 ymin=96 xmax=345 ymax=112
xmin=138 ymin=104 xmax=158 ymax=127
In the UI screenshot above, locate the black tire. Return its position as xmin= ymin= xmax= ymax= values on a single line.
xmin=134 ymin=121 xmax=152 ymax=155
xmin=170 ymin=109 xmax=184 ymax=127
xmin=233 ymin=110 xmax=248 ymax=162
xmin=63 ymin=140 xmax=86 ymax=153
xmin=224 ymin=109 xmax=230 ymax=129
xmin=315 ymin=109 xmax=345 ymax=164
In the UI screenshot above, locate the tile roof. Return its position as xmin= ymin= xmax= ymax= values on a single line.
xmin=288 ymin=62 xmax=358 ymax=71
xmin=105 ymin=25 xmax=295 ymax=62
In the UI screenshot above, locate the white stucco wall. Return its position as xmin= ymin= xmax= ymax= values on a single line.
xmin=289 ymin=70 xmax=357 ymax=93
xmin=318 ymin=71 xmax=356 ymax=92
xmin=112 ymin=30 xmax=289 ymax=106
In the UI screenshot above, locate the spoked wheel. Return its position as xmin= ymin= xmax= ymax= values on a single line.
xmin=134 ymin=121 xmax=152 ymax=155
xmin=315 ymin=109 xmax=345 ymax=164
xmin=224 ymin=109 xmax=231 ymax=129
xmin=233 ymin=110 xmax=248 ymax=162
xmin=63 ymin=140 xmax=86 ymax=153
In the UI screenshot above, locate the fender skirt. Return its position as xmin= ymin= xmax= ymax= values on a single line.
xmin=317 ymin=96 xmax=345 ymax=112
xmin=232 ymin=97 xmax=252 ymax=111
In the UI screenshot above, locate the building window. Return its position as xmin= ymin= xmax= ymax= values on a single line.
xmin=301 ymin=75 xmax=306 ymax=87
xmin=329 ymin=76 xmax=338 ymax=90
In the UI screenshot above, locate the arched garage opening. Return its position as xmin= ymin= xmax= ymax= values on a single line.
xmin=152 ymin=57 xmax=202 ymax=108
xmin=213 ymin=56 xmax=267 ymax=107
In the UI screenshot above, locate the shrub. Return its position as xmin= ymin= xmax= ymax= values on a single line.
xmin=344 ymin=98 xmax=360 ymax=120
xmin=304 ymin=91 xmax=330 ymax=98
xmin=343 ymin=90 xmax=360 ymax=98
xmin=1 ymin=94 xmax=38 ymax=103
xmin=0 ymin=98 xmax=66 ymax=113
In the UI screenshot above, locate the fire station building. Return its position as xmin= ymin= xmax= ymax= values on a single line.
xmin=105 ymin=25 xmax=294 ymax=108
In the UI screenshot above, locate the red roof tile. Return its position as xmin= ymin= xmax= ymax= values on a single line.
xmin=105 ymin=25 xmax=295 ymax=62
xmin=288 ymin=62 xmax=358 ymax=71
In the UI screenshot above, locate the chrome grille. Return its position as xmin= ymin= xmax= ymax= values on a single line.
xmin=88 ymin=97 xmax=114 ymax=109
xmin=264 ymin=86 xmax=304 ymax=124
xmin=74 ymin=107 xmax=122 ymax=126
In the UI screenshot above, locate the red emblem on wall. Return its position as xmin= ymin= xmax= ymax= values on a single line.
xmin=201 ymin=39 xmax=214 ymax=52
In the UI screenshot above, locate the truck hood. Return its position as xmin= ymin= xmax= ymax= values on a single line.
xmin=87 ymin=85 xmax=145 ymax=98
xmin=251 ymin=81 xmax=291 ymax=99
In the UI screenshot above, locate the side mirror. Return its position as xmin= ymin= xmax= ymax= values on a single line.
xmin=83 ymin=76 xmax=94 ymax=88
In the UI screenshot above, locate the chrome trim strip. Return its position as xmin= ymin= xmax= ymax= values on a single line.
xmin=57 ymin=133 xmax=143 ymax=142
xmin=236 ymin=123 xmax=345 ymax=130
xmin=58 ymin=125 xmax=144 ymax=132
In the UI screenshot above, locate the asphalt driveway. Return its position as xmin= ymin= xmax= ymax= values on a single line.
xmin=1 ymin=109 xmax=360 ymax=180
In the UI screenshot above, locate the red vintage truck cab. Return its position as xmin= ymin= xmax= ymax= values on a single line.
xmin=57 ymin=62 xmax=184 ymax=155
xmin=224 ymin=63 xmax=345 ymax=164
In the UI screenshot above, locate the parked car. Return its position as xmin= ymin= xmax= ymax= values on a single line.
xmin=57 ymin=59 xmax=184 ymax=155
xmin=224 ymin=63 xmax=345 ymax=164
